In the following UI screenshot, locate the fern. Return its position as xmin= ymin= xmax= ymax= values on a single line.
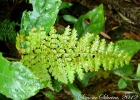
xmin=0 ymin=19 xmax=18 ymax=44
xmin=16 ymin=26 xmax=131 ymax=87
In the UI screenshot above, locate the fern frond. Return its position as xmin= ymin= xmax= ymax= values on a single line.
xmin=0 ymin=19 xmax=17 ymax=44
xmin=16 ymin=26 xmax=131 ymax=86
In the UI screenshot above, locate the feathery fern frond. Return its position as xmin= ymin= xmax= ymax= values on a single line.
xmin=16 ymin=26 xmax=131 ymax=86
xmin=0 ymin=19 xmax=18 ymax=44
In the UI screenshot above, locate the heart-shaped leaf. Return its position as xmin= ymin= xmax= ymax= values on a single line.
xmin=74 ymin=4 xmax=104 ymax=38
xmin=118 ymin=78 xmax=127 ymax=89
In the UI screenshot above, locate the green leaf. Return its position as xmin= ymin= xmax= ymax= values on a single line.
xmin=118 ymin=78 xmax=127 ymax=89
xmin=59 ymin=2 xmax=73 ymax=10
xmin=137 ymin=63 xmax=140 ymax=77
xmin=74 ymin=4 xmax=104 ymax=38
xmin=78 ymin=72 xmax=96 ymax=86
xmin=43 ymin=91 xmax=55 ymax=100
xmin=0 ymin=53 xmax=47 ymax=100
xmin=138 ymin=82 xmax=140 ymax=91
xmin=52 ymin=80 xmax=63 ymax=92
xmin=20 ymin=0 xmax=61 ymax=35
xmin=115 ymin=40 xmax=140 ymax=56
xmin=63 ymin=15 xmax=78 ymax=23
xmin=66 ymin=83 xmax=86 ymax=100
xmin=113 ymin=63 xmax=134 ymax=77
